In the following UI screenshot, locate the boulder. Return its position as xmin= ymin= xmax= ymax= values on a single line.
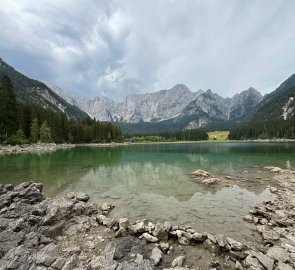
xmin=266 ymin=246 xmax=290 ymax=262
xmin=250 ymin=251 xmax=274 ymax=270
xmin=34 ymin=243 xmax=59 ymax=267
xmin=172 ymin=256 xmax=185 ymax=267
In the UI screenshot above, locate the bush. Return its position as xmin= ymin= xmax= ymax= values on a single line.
xmin=4 ymin=129 xmax=28 ymax=145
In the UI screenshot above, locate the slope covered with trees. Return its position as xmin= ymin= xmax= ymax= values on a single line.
xmin=0 ymin=58 xmax=89 ymax=120
xmin=0 ymin=76 xmax=122 ymax=144
xmin=229 ymin=79 xmax=295 ymax=140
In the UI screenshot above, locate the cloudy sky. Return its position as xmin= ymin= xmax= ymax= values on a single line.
xmin=0 ymin=0 xmax=295 ymax=101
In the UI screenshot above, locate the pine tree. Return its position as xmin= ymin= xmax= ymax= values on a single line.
xmin=30 ymin=118 xmax=39 ymax=142
xmin=40 ymin=121 xmax=52 ymax=142
xmin=0 ymin=76 xmax=17 ymax=138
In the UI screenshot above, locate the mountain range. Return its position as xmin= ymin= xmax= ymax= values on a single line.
xmin=46 ymin=83 xmax=265 ymax=133
xmin=1 ymin=57 xmax=295 ymax=134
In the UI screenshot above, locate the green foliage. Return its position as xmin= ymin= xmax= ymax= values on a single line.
xmin=30 ymin=118 xmax=39 ymax=142
xmin=228 ymin=120 xmax=295 ymax=140
xmin=253 ymin=90 xmax=295 ymax=122
xmin=0 ymin=59 xmax=89 ymax=120
xmin=127 ymin=129 xmax=208 ymax=142
xmin=4 ymin=129 xmax=28 ymax=145
xmin=0 ymin=75 xmax=123 ymax=145
xmin=0 ymin=76 xmax=17 ymax=137
xmin=40 ymin=121 xmax=52 ymax=142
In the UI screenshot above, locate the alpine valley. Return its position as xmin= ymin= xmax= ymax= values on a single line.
xmin=46 ymin=84 xmax=265 ymax=134
xmin=1 ymin=57 xmax=295 ymax=134
xmin=47 ymin=74 xmax=295 ymax=134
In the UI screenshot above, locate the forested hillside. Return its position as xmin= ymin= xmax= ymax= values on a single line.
xmin=0 ymin=58 xmax=88 ymax=120
xmin=0 ymin=76 xmax=122 ymax=144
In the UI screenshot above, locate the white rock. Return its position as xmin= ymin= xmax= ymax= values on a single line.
xmin=150 ymin=247 xmax=162 ymax=266
xmin=171 ymin=256 xmax=185 ymax=267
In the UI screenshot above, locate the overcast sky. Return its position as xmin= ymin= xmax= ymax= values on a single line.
xmin=0 ymin=0 xmax=295 ymax=101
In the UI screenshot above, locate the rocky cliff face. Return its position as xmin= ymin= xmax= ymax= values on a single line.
xmin=47 ymin=84 xmax=203 ymax=123
xmin=47 ymin=83 xmax=263 ymax=130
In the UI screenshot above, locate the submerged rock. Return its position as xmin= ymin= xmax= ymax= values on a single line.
xmin=192 ymin=169 xmax=210 ymax=177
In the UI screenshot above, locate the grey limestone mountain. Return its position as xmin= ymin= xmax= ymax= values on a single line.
xmin=47 ymin=83 xmax=263 ymax=131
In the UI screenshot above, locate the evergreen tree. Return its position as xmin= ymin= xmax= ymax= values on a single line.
xmin=0 ymin=76 xmax=17 ymax=138
xmin=40 ymin=121 xmax=52 ymax=142
xmin=30 ymin=118 xmax=39 ymax=142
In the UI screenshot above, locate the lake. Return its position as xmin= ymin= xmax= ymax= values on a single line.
xmin=1 ymin=142 xmax=294 ymax=244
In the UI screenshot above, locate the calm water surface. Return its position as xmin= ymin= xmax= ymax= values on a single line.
xmin=1 ymin=142 xmax=295 ymax=243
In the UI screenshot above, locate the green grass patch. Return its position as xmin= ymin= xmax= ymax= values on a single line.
xmin=208 ymin=131 xmax=229 ymax=141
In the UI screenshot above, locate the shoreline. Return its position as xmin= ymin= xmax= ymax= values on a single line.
xmin=0 ymin=167 xmax=294 ymax=269
xmin=1 ymin=139 xmax=295 ymax=155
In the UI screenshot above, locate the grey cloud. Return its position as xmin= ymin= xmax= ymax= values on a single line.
xmin=0 ymin=0 xmax=295 ymax=100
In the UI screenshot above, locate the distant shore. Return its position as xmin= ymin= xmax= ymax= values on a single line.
xmin=0 ymin=143 xmax=74 ymax=155
xmin=1 ymin=139 xmax=295 ymax=155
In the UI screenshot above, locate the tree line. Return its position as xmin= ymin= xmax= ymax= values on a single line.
xmin=228 ymin=120 xmax=295 ymax=140
xmin=0 ymin=75 xmax=122 ymax=144
xmin=126 ymin=129 xmax=208 ymax=142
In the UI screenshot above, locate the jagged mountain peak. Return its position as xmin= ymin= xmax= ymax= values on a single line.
xmin=170 ymin=83 xmax=191 ymax=92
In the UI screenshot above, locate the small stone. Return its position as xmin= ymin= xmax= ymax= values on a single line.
xmin=171 ymin=256 xmax=185 ymax=267
xmin=119 ymin=218 xmax=129 ymax=230
xmin=270 ymin=187 xmax=278 ymax=193
xmin=75 ymin=192 xmax=89 ymax=202
xmin=159 ymin=242 xmax=170 ymax=253
xmin=202 ymin=177 xmax=220 ymax=185
xmin=178 ymin=236 xmax=190 ymax=245
xmin=140 ymin=233 xmax=158 ymax=243
xmin=129 ymin=221 xmax=146 ymax=234
xmin=134 ymin=254 xmax=143 ymax=265
xmin=192 ymin=232 xmax=206 ymax=241
xmin=150 ymin=247 xmax=162 ymax=266
xmin=192 ymin=169 xmax=210 ymax=177
xmin=100 ymin=202 xmax=114 ymax=212
xmin=226 ymin=237 xmax=244 ymax=251
xmin=153 ymin=223 xmax=168 ymax=241
xmin=243 ymin=215 xmax=254 ymax=223
xmin=260 ymin=218 xmax=268 ymax=225
xmin=204 ymin=239 xmax=219 ymax=253
xmin=235 ymin=261 xmax=243 ymax=270
xmin=215 ymin=234 xmax=227 ymax=248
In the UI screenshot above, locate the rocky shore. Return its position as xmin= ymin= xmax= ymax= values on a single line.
xmin=0 ymin=143 xmax=74 ymax=155
xmin=0 ymin=167 xmax=295 ymax=269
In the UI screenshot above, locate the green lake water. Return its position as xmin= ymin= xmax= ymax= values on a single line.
xmin=1 ymin=142 xmax=295 ymax=243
